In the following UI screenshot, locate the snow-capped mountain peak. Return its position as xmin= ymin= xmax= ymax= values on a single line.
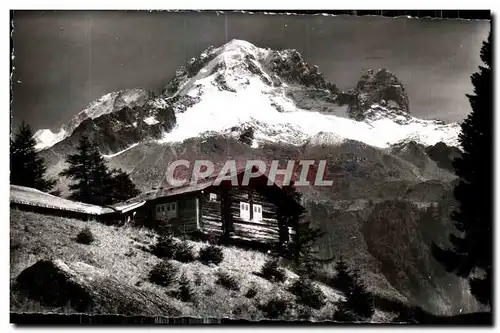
xmin=33 ymin=39 xmax=461 ymax=153
xmin=156 ymin=40 xmax=459 ymax=149
xmin=34 ymin=88 xmax=154 ymax=150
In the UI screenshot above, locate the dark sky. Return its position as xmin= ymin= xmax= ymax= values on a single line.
xmin=11 ymin=11 xmax=490 ymax=131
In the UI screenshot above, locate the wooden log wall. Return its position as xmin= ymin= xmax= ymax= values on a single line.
xmin=148 ymin=195 xmax=198 ymax=233
xmin=229 ymin=187 xmax=281 ymax=243
xmin=200 ymin=189 xmax=224 ymax=235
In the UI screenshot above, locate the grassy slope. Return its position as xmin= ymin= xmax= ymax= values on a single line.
xmin=10 ymin=209 xmax=394 ymax=322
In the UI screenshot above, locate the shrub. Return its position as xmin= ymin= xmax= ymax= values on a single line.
xmin=176 ymin=273 xmax=195 ymax=302
xmin=10 ymin=239 xmax=22 ymax=251
xmin=244 ymin=283 xmax=258 ymax=299
xmin=258 ymin=297 xmax=291 ymax=319
xmin=76 ymin=227 xmax=95 ymax=245
xmin=124 ymin=248 xmax=136 ymax=258
xmin=215 ymin=270 xmax=240 ymax=291
xmin=260 ymin=259 xmax=286 ymax=283
xmin=152 ymin=235 xmax=178 ymax=259
xmin=297 ymin=305 xmax=313 ymax=320
xmin=333 ymin=301 xmax=357 ymax=322
xmin=148 ymin=261 xmax=179 ymax=287
xmin=173 ymin=240 xmax=195 ymax=263
xmin=204 ymin=288 xmax=215 ymax=297
xmin=288 ymin=277 xmax=325 ymax=310
xmin=198 ymin=245 xmax=224 ymax=265
xmin=194 ymin=272 xmax=203 ymax=286
xmin=295 ymin=253 xmax=323 ymax=280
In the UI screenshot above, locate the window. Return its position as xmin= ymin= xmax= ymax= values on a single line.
xmin=240 ymin=202 xmax=250 ymax=220
xmin=253 ymin=204 xmax=263 ymax=222
xmin=156 ymin=202 xmax=178 ymax=218
xmin=209 ymin=193 xmax=217 ymax=202
xmin=167 ymin=202 xmax=177 ymax=218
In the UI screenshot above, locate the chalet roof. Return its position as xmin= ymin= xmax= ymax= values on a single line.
xmin=121 ymin=167 xmax=304 ymax=212
xmin=10 ymin=185 xmax=114 ymax=215
xmin=126 ymin=173 xmax=228 ymax=203
xmin=109 ymin=200 xmax=146 ymax=213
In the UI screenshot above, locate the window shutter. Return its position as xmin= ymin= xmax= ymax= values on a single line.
xmin=253 ymin=204 xmax=263 ymax=221
xmin=240 ymin=202 xmax=250 ymax=220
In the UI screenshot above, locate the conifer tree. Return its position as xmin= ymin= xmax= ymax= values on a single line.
xmin=431 ymin=29 xmax=492 ymax=307
xmin=279 ymin=182 xmax=328 ymax=278
xmin=176 ymin=273 xmax=195 ymax=302
xmin=61 ymin=136 xmax=101 ymax=204
xmin=108 ymin=169 xmax=141 ymax=202
xmin=345 ymin=269 xmax=374 ymax=320
xmin=60 ymin=136 xmax=139 ymax=205
xmin=10 ymin=122 xmax=56 ymax=192
xmin=332 ymin=257 xmax=354 ymax=293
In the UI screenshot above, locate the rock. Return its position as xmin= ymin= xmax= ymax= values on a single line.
xmin=265 ymin=49 xmax=336 ymax=92
xmin=425 ymin=141 xmax=462 ymax=172
xmin=14 ymin=259 xmax=180 ymax=316
xmin=346 ymin=68 xmax=410 ymax=120
xmin=15 ymin=259 xmax=94 ymax=312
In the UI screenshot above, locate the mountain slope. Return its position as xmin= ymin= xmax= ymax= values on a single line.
xmin=12 ymin=209 xmax=367 ymax=321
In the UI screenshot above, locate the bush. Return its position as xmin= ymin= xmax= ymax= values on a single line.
xmin=198 ymin=245 xmax=224 ymax=265
xmin=260 ymin=259 xmax=286 ymax=283
xmin=244 ymin=284 xmax=258 ymax=298
xmin=173 ymin=240 xmax=195 ymax=263
xmin=295 ymin=253 xmax=324 ymax=280
xmin=288 ymin=277 xmax=325 ymax=310
xmin=204 ymin=288 xmax=215 ymax=297
xmin=297 ymin=305 xmax=313 ymax=320
xmin=258 ymin=297 xmax=291 ymax=319
xmin=76 ymin=227 xmax=95 ymax=245
xmin=152 ymin=235 xmax=178 ymax=259
xmin=194 ymin=272 xmax=203 ymax=286
xmin=215 ymin=270 xmax=240 ymax=291
xmin=148 ymin=261 xmax=179 ymax=287
xmin=333 ymin=301 xmax=357 ymax=322
xmin=176 ymin=273 xmax=195 ymax=302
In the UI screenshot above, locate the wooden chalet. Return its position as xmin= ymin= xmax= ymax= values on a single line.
xmin=126 ymin=169 xmax=304 ymax=245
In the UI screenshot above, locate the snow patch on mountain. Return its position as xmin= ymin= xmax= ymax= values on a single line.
xmin=102 ymin=143 xmax=140 ymax=158
xmin=143 ymin=116 xmax=159 ymax=125
xmin=33 ymin=128 xmax=68 ymax=150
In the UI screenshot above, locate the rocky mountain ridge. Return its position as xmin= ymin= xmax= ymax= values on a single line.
xmin=34 ymin=39 xmax=460 ymax=155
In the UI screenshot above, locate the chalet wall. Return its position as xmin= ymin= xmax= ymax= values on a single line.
xmin=147 ymin=194 xmax=198 ymax=233
xmin=200 ymin=188 xmax=223 ymax=235
xmin=229 ymin=187 xmax=281 ymax=243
